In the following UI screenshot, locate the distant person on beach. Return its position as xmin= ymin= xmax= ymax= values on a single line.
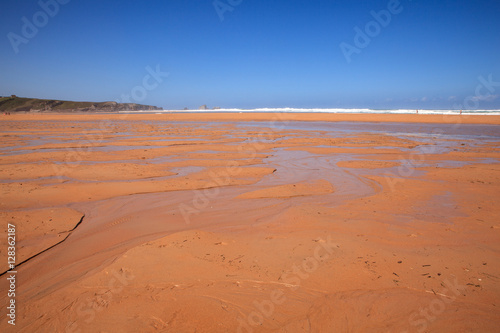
xmin=416 ymin=110 xmax=418 ymax=114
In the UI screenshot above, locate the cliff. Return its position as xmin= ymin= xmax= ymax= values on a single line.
xmin=0 ymin=96 xmax=162 ymax=113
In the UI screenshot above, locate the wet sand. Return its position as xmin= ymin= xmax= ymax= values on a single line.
xmin=1 ymin=113 xmax=499 ymax=332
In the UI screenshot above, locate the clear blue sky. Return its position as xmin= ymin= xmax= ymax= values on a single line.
xmin=1 ymin=0 xmax=499 ymax=110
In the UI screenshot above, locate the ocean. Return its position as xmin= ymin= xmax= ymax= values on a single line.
xmin=119 ymin=108 xmax=500 ymax=115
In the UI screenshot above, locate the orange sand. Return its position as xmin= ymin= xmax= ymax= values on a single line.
xmin=0 ymin=113 xmax=499 ymax=332
xmin=5 ymin=112 xmax=500 ymax=124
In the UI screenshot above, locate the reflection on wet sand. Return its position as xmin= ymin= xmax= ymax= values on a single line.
xmin=0 ymin=113 xmax=499 ymax=332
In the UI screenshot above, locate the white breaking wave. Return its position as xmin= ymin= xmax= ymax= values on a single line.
xmin=121 ymin=108 xmax=500 ymax=115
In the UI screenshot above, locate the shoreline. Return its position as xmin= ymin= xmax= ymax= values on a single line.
xmin=3 ymin=112 xmax=500 ymax=125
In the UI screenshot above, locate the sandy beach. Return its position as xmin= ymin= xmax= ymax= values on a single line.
xmin=1 ymin=113 xmax=499 ymax=332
